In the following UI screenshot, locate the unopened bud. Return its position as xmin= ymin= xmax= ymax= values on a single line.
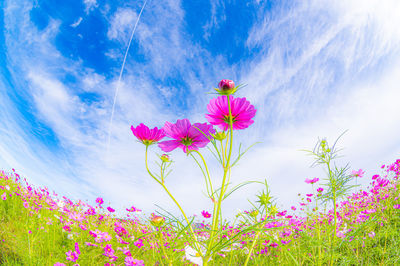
xmin=215 ymin=79 xmax=237 ymax=95
xmin=212 ymin=131 xmax=226 ymax=141
xmin=160 ymin=154 xmax=170 ymax=163
xmin=150 ymin=215 xmax=165 ymax=227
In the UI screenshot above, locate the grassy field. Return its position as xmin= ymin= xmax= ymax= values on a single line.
xmin=0 ymin=159 xmax=399 ymax=265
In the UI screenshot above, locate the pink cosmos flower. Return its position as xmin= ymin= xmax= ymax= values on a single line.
xmin=158 ymin=119 xmax=215 ymax=153
xmin=351 ymin=169 xmax=365 ymax=178
xmin=107 ymin=207 xmax=115 ymax=213
xmin=103 ymin=244 xmax=115 ymax=257
xmin=115 ymin=226 xmax=128 ymax=236
xmin=201 ymin=210 xmax=211 ymax=218
xmin=63 ymin=225 xmax=71 ymax=232
xmin=270 ymin=242 xmax=278 ymax=247
xmin=75 ymin=242 xmax=81 ymax=255
xmin=69 ymin=212 xmax=84 ymax=222
xmin=126 ymin=206 xmax=141 ymax=212
xmin=393 ymin=204 xmax=400 ymax=209
xmin=125 ymin=257 xmax=145 ymax=266
xmin=205 ymin=95 xmax=256 ymax=131
xmin=1 ymin=192 xmax=6 ymax=200
xmin=131 ymin=123 xmax=165 ymax=146
xmin=66 ymin=250 xmax=79 ymax=262
xmin=134 ymin=238 xmax=144 ymax=248
xmin=305 ymin=177 xmax=319 ymax=184
xmin=317 ymin=187 xmax=324 ymax=193
xmin=96 ymin=197 xmax=104 ymax=206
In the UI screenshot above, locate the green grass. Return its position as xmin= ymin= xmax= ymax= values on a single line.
xmin=0 ymin=159 xmax=399 ymax=265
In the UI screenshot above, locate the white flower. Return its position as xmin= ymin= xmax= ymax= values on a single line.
xmin=184 ymin=245 xmax=207 ymax=266
xmin=67 ymin=233 xmax=74 ymax=240
xmin=5 ymin=185 xmax=10 ymax=191
xmin=57 ymin=200 xmax=65 ymax=209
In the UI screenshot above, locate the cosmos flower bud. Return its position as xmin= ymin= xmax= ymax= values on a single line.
xmin=219 ymin=79 xmax=235 ymax=90
xmin=215 ymin=79 xmax=237 ymax=95
xmin=160 ymin=154 xmax=170 ymax=163
xmin=212 ymin=131 xmax=226 ymax=141
xmin=150 ymin=215 xmax=165 ymax=227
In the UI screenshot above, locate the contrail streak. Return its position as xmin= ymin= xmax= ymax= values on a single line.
xmin=106 ymin=0 xmax=148 ymax=156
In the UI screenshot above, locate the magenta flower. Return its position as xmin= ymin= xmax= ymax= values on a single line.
xmin=103 ymin=244 xmax=115 ymax=257
xmin=1 ymin=192 xmax=6 ymax=200
xmin=205 ymin=95 xmax=256 ymax=131
xmin=125 ymin=257 xmax=145 ymax=266
xmin=63 ymin=225 xmax=71 ymax=232
xmin=107 ymin=207 xmax=115 ymax=213
xmin=95 ymin=197 xmax=104 ymax=206
xmin=317 ymin=187 xmax=324 ymax=193
xmin=305 ymin=177 xmax=319 ymax=184
xmin=351 ymin=169 xmax=365 ymax=178
xmin=158 ymin=119 xmax=215 ymax=153
xmin=75 ymin=242 xmax=81 ymax=255
xmin=126 ymin=206 xmax=141 ymax=212
xmin=201 ymin=210 xmax=211 ymax=218
xmin=66 ymin=250 xmax=79 ymax=262
xmin=131 ymin=123 xmax=165 ymax=146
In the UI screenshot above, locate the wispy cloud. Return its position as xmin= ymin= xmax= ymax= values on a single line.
xmin=83 ymin=0 xmax=98 ymax=14
xmin=70 ymin=17 xmax=83 ymax=28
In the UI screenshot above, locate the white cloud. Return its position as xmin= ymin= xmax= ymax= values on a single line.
xmin=83 ymin=0 xmax=98 ymax=14
xmin=107 ymin=8 xmax=138 ymax=42
xmin=70 ymin=17 xmax=83 ymax=28
xmin=202 ymin=1 xmax=225 ymax=40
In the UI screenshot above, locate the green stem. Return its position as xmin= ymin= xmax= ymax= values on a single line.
xmin=145 ymin=146 xmax=200 ymax=251
xmin=191 ymin=150 xmax=214 ymax=196
xmin=190 ymin=153 xmax=211 ymax=196
xmin=157 ymin=228 xmax=171 ymax=266
xmin=244 ymin=224 xmax=263 ymax=266
xmin=205 ymin=95 xmax=234 ymax=264
xmin=326 ymin=158 xmax=336 ymax=266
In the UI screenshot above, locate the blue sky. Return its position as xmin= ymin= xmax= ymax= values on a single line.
xmin=1 ymin=0 xmax=400 ymax=219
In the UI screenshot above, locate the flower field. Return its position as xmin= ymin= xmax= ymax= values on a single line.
xmin=1 ymin=159 xmax=400 ymax=265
